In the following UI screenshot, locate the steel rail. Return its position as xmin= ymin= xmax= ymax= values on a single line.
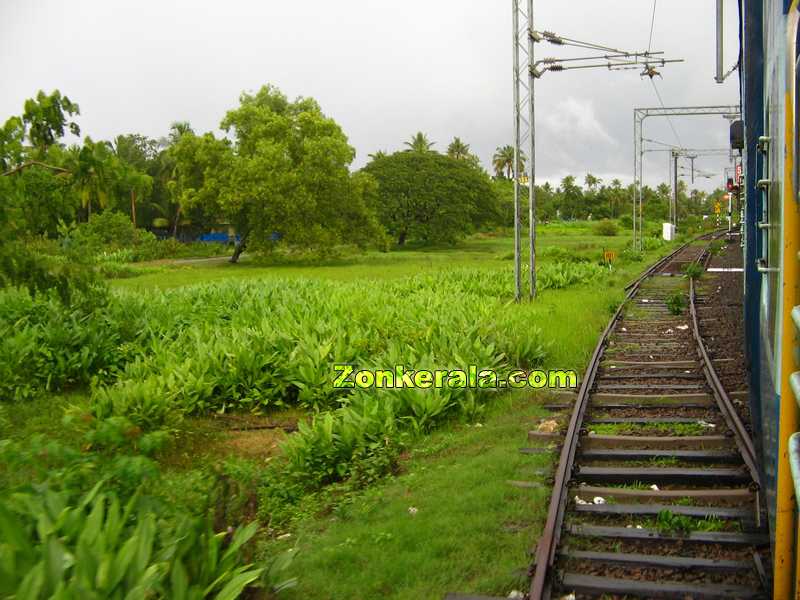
xmin=528 ymin=236 xmax=713 ymax=600
xmin=689 ymin=244 xmax=760 ymax=488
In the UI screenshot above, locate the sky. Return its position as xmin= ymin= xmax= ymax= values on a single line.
xmin=0 ymin=0 xmax=741 ymax=192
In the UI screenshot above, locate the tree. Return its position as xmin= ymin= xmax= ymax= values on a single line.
xmin=168 ymin=121 xmax=194 ymax=146
xmin=404 ymin=132 xmax=435 ymax=153
xmin=178 ymin=84 xmax=384 ymax=262
xmin=22 ymin=90 xmax=80 ymax=154
xmin=1 ymin=90 xmax=79 ymax=177
xmin=584 ymin=173 xmax=601 ymax=191
xmin=0 ymin=91 xmax=100 ymax=303
xmin=606 ymin=178 xmax=625 ymax=218
xmin=558 ymin=175 xmax=584 ymax=219
xmin=116 ymin=164 xmax=152 ymax=227
xmin=363 ymin=151 xmax=499 ymax=245
xmin=447 ymin=137 xmax=470 ymax=160
xmin=492 ymin=145 xmax=526 ymax=179
xmin=111 ymin=135 xmax=157 ymax=226
xmin=113 ymin=134 xmax=158 ymax=170
xmin=67 ymin=138 xmax=116 ymax=220
xmin=368 ymin=150 xmax=388 ymax=160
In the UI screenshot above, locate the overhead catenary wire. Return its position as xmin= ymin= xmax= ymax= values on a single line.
xmin=647 ymin=0 xmax=658 ymax=53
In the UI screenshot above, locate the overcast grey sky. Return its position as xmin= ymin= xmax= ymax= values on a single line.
xmin=0 ymin=1 xmax=740 ymax=191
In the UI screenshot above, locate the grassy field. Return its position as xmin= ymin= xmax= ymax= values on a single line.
xmin=268 ymin=391 xmax=553 ymax=600
xmin=114 ymin=224 xmax=634 ymax=291
xmin=2 ymin=222 xmax=682 ymax=599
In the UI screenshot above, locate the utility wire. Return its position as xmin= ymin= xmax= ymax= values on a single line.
xmin=650 ymin=78 xmax=682 ymax=147
xmin=647 ymin=0 xmax=657 ymax=53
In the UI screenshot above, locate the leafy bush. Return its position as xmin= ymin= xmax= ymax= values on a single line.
xmin=0 ymin=288 xmax=123 ymax=401
xmin=683 ymin=262 xmax=703 ymax=280
xmin=0 ymin=241 xmax=106 ymax=305
xmin=641 ymin=237 xmax=665 ymax=251
xmin=619 ymin=214 xmax=633 ymax=229
xmin=539 ymin=246 xmax=590 ymax=264
xmin=666 ymin=291 xmax=686 ymax=315
xmin=59 ymin=211 xmax=227 ymax=266
xmin=619 ymin=247 xmax=644 ymax=262
xmin=1 ymin=265 xmax=612 ymax=493
xmin=67 ymin=210 xmax=146 ymax=252
xmin=0 ymin=481 xmax=265 ymax=599
xmin=0 ymin=437 xmax=294 ymax=599
xmin=538 ymin=261 xmax=607 ymax=290
xmin=593 ymin=219 xmax=618 ymax=236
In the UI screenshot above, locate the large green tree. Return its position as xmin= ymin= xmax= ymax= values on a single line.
xmin=175 ymin=85 xmax=384 ymax=261
xmin=363 ymin=151 xmax=499 ymax=245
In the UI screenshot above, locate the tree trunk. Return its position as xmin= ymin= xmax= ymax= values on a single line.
xmin=398 ymin=231 xmax=407 ymax=246
xmin=131 ymin=189 xmax=137 ymax=227
xmin=2 ymin=160 xmax=69 ymax=177
xmin=229 ymin=231 xmax=249 ymax=264
xmin=172 ymin=205 xmax=181 ymax=239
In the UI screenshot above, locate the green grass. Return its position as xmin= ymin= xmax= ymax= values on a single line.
xmin=588 ymin=422 xmax=708 ymax=436
xmin=262 ymin=391 xmax=549 ymax=600
xmin=112 ymin=225 xmax=642 ymax=291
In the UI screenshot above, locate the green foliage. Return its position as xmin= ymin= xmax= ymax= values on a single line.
xmin=539 ymin=246 xmax=589 ymax=264
xmin=0 ymin=265 xmax=579 ymax=492
xmin=641 ymin=237 xmax=666 ymax=251
xmin=683 ymin=262 xmax=703 ymax=280
xmin=171 ymin=84 xmax=386 ymax=257
xmin=619 ymin=247 xmax=644 ymax=262
xmin=0 ymin=287 xmax=119 ymax=400
xmin=21 ymin=90 xmax=80 ymax=153
xmin=0 ymin=478 xmax=265 ymax=598
xmin=67 ymin=210 xmax=144 ymax=250
xmin=592 ymin=219 xmax=618 ymax=236
xmin=0 ymin=242 xmax=105 ymax=306
xmin=404 ymin=132 xmax=435 ymax=153
xmin=0 ymin=430 xmax=295 ymax=599
xmin=709 ymin=239 xmax=726 ymax=256
xmin=491 ymin=145 xmax=525 ymax=179
xmin=363 ymin=151 xmax=500 ymax=245
xmin=656 ymin=509 xmax=694 ymax=535
xmin=666 ymin=291 xmax=686 ymax=315
xmin=538 ymin=261 xmax=608 ymax=290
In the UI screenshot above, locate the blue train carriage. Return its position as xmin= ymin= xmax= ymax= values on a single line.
xmin=741 ymin=0 xmax=800 ymax=596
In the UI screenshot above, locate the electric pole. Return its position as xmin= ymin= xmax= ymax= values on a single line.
xmin=511 ymin=4 xmax=682 ymax=300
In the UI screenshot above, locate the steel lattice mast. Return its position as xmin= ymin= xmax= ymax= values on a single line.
xmin=632 ymin=105 xmax=740 ymax=249
xmin=511 ymin=4 xmax=683 ymax=300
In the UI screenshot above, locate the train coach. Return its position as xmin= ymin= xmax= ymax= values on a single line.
xmin=740 ymin=0 xmax=800 ymax=596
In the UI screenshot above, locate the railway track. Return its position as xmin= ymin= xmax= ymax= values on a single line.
xmin=527 ymin=234 xmax=769 ymax=600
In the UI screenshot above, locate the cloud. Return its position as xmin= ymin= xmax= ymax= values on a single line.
xmin=540 ymin=97 xmax=617 ymax=147
xmin=0 ymin=0 xmax=740 ymax=192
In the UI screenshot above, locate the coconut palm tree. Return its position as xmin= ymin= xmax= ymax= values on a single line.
xmin=492 ymin=145 xmax=526 ymax=179
xmin=447 ymin=137 xmax=470 ymax=160
xmin=368 ymin=150 xmax=388 ymax=161
xmin=67 ymin=138 xmax=116 ymax=220
xmin=404 ymin=132 xmax=435 ymax=153
xmin=584 ymin=173 xmax=602 ymax=191
xmin=167 ymin=121 xmax=194 ymax=146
